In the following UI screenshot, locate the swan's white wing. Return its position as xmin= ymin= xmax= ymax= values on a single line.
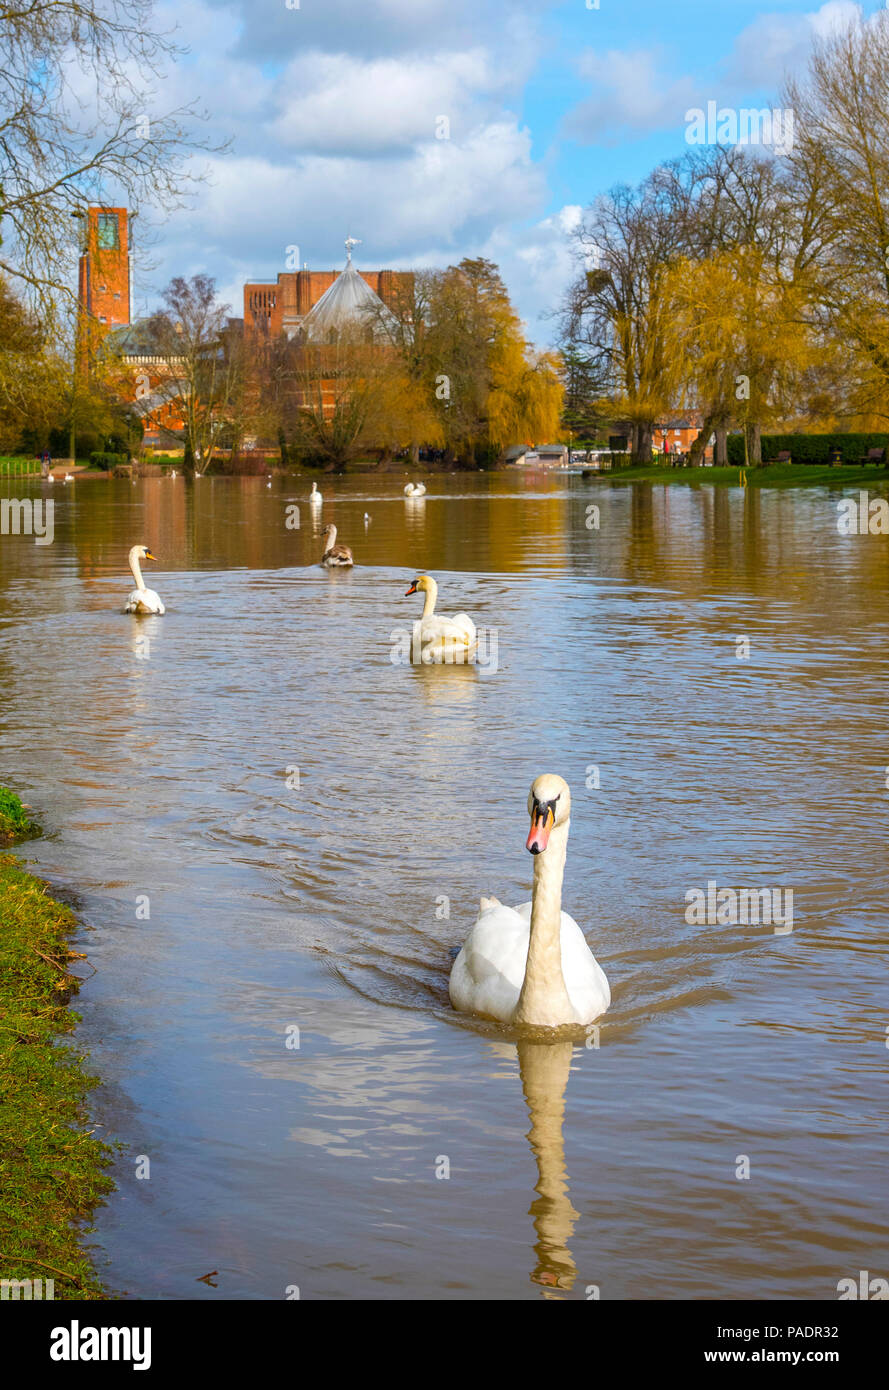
xmin=449 ymin=902 xmax=529 ymax=1022
xmin=125 ymin=587 xmax=165 ymax=615
xmin=449 ymin=612 xmax=476 ymax=644
xmin=416 ymin=613 xmax=477 ymax=663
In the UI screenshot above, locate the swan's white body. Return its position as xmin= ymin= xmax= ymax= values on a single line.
xmin=124 ymin=545 xmax=165 ymax=615
xmin=404 ymin=482 xmax=426 ymax=496
xmin=450 ymin=899 xmax=610 ymax=1025
xmin=310 ymin=481 xmax=322 ymax=505
xmin=320 ymin=523 xmax=353 ymax=568
xmin=64 ymin=472 xmax=72 ymax=483
xmin=406 ymin=574 xmax=476 ymax=664
xmin=449 ymin=775 xmax=610 ymax=1027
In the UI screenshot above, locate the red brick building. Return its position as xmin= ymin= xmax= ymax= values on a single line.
xmin=76 ymin=206 xmax=131 ymax=330
xmin=244 ymin=242 xmax=410 ymax=341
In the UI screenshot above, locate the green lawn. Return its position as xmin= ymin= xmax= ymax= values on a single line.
xmin=0 ymin=457 xmax=40 ymax=477
xmin=589 ymin=462 xmax=889 ymax=489
xmin=0 ymin=789 xmax=112 ymax=1299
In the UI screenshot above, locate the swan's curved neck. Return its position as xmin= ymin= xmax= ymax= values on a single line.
xmin=513 ymin=819 xmax=575 ymax=1026
xmin=129 ymin=549 xmax=144 ymax=589
xmin=324 ymin=525 xmax=336 ymax=552
xmin=421 ymin=579 xmax=438 ymax=618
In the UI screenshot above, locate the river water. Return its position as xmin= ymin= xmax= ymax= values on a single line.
xmin=1 ymin=471 xmax=886 ymax=1299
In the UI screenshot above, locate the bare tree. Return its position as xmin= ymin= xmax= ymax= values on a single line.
xmin=147 ymin=275 xmax=241 ymax=474
xmin=0 ymin=0 xmax=222 ymax=310
xmin=787 ymin=11 xmax=889 ymax=426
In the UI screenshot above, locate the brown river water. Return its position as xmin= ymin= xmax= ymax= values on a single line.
xmin=0 ymin=471 xmax=886 ymax=1299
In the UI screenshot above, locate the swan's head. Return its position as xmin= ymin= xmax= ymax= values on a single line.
xmin=526 ymin=774 xmax=570 ymax=855
xmin=130 ymin=544 xmax=158 ymax=563
xmin=405 ymin=574 xmax=432 ymax=597
xmin=321 ymin=524 xmax=333 ymax=536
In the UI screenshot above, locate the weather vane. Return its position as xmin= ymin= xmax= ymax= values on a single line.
xmin=345 ymin=236 xmax=361 ymax=263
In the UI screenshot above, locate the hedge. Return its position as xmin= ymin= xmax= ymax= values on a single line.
xmin=726 ymin=433 xmax=889 ymax=466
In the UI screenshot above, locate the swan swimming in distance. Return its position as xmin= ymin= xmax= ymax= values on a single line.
xmin=124 ymin=544 xmax=165 ymax=615
xmin=404 ymin=482 xmax=426 ymax=496
xmin=320 ymin=523 xmax=353 ymax=568
xmin=405 ymin=574 xmax=476 ymax=663
xmin=449 ymin=775 xmax=610 ymax=1028
xmin=310 ymin=481 xmax=322 ymax=505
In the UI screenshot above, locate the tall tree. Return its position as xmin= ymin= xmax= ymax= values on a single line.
xmin=147 ymin=276 xmax=242 ymax=475
xmin=562 ymin=173 xmax=692 ymax=460
xmin=787 ymin=11 xmax=889 ymax=426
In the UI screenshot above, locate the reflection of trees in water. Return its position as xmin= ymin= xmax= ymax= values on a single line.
xmin=518 ymin=1038 xmax=580 ymax=1297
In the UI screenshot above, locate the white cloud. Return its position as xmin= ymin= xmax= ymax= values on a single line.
xmin=563 ymin=4 xmax=865 ymax=146
xmin=478 ymin=204 xmax=583 ymax=344
xmin=268 ymin=49 xmax=505 ymax=156
xmin=564 ymin=47 xmax=699 ymax=143
xmin=727 ymin=2 xmax=862 ymax=87
xmin=136 ymin=120 xmax=547 ymax=314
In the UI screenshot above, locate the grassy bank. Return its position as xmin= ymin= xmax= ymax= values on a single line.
xmin=0 ymin=788 xmax=112 ymax=1299
xmin=589 ymin=462 xmax=889 ymax=489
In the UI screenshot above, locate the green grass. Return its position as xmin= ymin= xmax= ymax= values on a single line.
xmin=0 ymin=457 xmax=40 ymax=477
xmin=0 ymin=790 xmax=113 ymax=1299
xmin=0 ymin=788 xmax=36 ymax=842
xmin=588 ymin=462 xmax=889 ymax=489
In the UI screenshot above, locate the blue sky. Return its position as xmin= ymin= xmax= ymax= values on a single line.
xmin=136 ymin=0 xmax=870 ymax=343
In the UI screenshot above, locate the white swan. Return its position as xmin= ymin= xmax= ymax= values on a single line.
xmin=124 ymin=544 xmax=165 ymax=615
xmin=404 ymin=482 xmax=426 ymax=496
xmin=310 ymin=481 xmax=322 ymax=505
xmin=449 ymin=775 xmax=610 ymax=1027
xmin=405 ymin=574 xmax=476 ymax=663
xmin=320 ymin=523 xmax=353 ymax=568
xmin=64 ymin=472 xmax=72 ymax=483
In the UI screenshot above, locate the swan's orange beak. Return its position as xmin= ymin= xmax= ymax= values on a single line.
xmin=526 ymin=802 xmax=554 ymax=855
xmin=405 ymin=580 xmax=419 ymax=596
xmin=145 ymin=551 xmax=158 ymax=561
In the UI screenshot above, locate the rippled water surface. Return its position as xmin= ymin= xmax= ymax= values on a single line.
xmin=1 ymin=471 xmax=887 ymax=1299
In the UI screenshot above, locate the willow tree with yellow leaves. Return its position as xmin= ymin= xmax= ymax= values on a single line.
xmin=664 ymin=248 xmax=820 ymax=465
xmin=412 ymin=258 xmax=563 ymax=466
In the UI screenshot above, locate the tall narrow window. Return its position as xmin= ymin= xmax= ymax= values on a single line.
xmin=97 ymin=213 xmax=119 ymax=249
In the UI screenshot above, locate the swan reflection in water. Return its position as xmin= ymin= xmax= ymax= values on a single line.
xmin=518 ymin=1037 xmax=580 ymax=1296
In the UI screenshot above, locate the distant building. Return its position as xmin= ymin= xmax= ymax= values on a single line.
xmin=76 ymin=205 xmax=131 ymax=331
xmin=244 ymin=240 xmax=410 ymax=341
xmin=655 ymin=418 xmax=701 ymax=456
xmin=523 ymin=444 xmax=569 ymax=468
xmin=109 ymin=319 xmax=187 ymax=447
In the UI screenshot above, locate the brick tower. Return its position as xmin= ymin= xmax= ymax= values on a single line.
xmin=76 ymin=206 xmax=131 ymax=330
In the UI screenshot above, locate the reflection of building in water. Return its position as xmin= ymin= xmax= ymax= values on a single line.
xmin=517 ymin=1038 xmax=580 ymax=1296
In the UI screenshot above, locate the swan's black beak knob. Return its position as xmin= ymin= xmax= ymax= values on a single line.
xmin=526 ymin=801 xmax=554 ymax=854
